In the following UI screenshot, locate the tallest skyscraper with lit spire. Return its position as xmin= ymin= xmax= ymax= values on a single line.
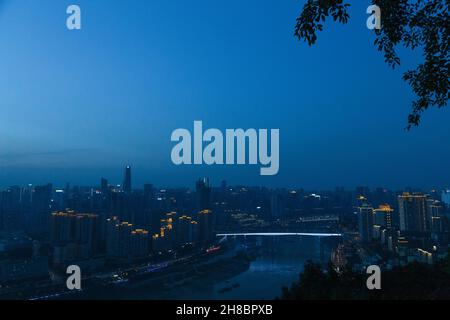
xmin=123 ymin=165 xmax=132 ymax=193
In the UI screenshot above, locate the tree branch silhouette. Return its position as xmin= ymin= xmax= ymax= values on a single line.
xmin=294 ymin=0 xmax=449 ymax=129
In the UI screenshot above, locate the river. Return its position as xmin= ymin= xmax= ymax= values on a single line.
xmin=118 ymin=235 xmax=340 ymax=300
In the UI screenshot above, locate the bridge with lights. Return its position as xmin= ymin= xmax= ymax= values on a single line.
xmin=216 ymin=232 xmax=342 ymax=237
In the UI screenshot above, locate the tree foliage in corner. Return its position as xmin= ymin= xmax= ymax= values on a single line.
xmin=280 ymin=253 xmax=450 ymax=299
xmin=295 ymin=0 xmax=449 ymax=129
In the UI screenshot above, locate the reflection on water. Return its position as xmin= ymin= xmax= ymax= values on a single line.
xmin=127 ymin=236 xmax=339 ymax=300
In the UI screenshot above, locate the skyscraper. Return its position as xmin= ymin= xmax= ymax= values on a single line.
xmin=358 ymin=204 xmax=374 ymax=242
xmin=195 ymin=178 xmax=213 ymax=244
xmin=196 ymin=178 xmax=211 ymax=211
xmin=100 ymin=178 xmax=109 ymax=194
xmin=427 ymin=199 xmax=443 ymax=233
xmin=197 ymin=209 xmax=214 ymax=244
xmin=123 ymin=165 xmax=132 ymax=194
xmin=130 ymin=229 xmax=150 ymax=257
xmin=50 ymin=210 xmax=99 ymax=264
xmin=441 ymin=189 xmax=450 ymax=208
xmin=177 ymin=215 xmax=193 ymax=245
xmin=373 ymin=204 xmax=394 ymax=230
xmin=106 ymin=217 xmax=149 ymax=259
xmin=0 ymin=186 xmax=21 ymax=232
xmin=32 ymin=184 xmax=53 ymax=236
xmin=106 ymin=219 xmax=133 ymax=258
xmin=398 ymin=193 xmax=429 ymax=232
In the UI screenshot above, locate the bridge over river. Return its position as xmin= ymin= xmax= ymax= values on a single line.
xmin=216 ymin=232 xmax=342 ymax=237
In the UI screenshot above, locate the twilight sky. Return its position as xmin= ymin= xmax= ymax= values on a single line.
xmin=0 ymin=0 xmax=449 ymax=190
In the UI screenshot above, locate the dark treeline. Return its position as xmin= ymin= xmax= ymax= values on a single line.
xmin=280 ymin=251 xmax=450 ymax=300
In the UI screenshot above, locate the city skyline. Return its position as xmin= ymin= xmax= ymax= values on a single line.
xmin=2 ymin=165 xmax=450 ymax=300
xmin=2 ymin=164 xmax=450 ymax=191
xmin=2 ymin=164 xmax=450 ymax=192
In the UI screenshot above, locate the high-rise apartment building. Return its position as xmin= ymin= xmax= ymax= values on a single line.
xmin=398 ymin=193 xmax=429 ymax=232
xmin=358 ymin=204 xmax=374 ymax=242
xmin=122 ymin=165 xmax=132 ymax=194
xmin=373 ymin=204 xmax=394 ymax=230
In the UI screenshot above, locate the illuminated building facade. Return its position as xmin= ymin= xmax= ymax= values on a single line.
xmin=106 ymin=217 xmax=150 ymax=259
xmin=50 ymin=210 xmax=99 ymax=264
xmin=398 ymin=193 xmax=429 ymax=232
xmin=373 ymin=204 xmax=394 ymax=230
xmin=198 ymin=209 xmax=214 ymax=244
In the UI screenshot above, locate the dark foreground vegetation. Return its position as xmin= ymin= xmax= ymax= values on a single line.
xmin=281 ymin=252 xmax=450 ymax=300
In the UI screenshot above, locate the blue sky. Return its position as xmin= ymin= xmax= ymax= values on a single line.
xmin=0 ymin=0 xmax=449 ymax=189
